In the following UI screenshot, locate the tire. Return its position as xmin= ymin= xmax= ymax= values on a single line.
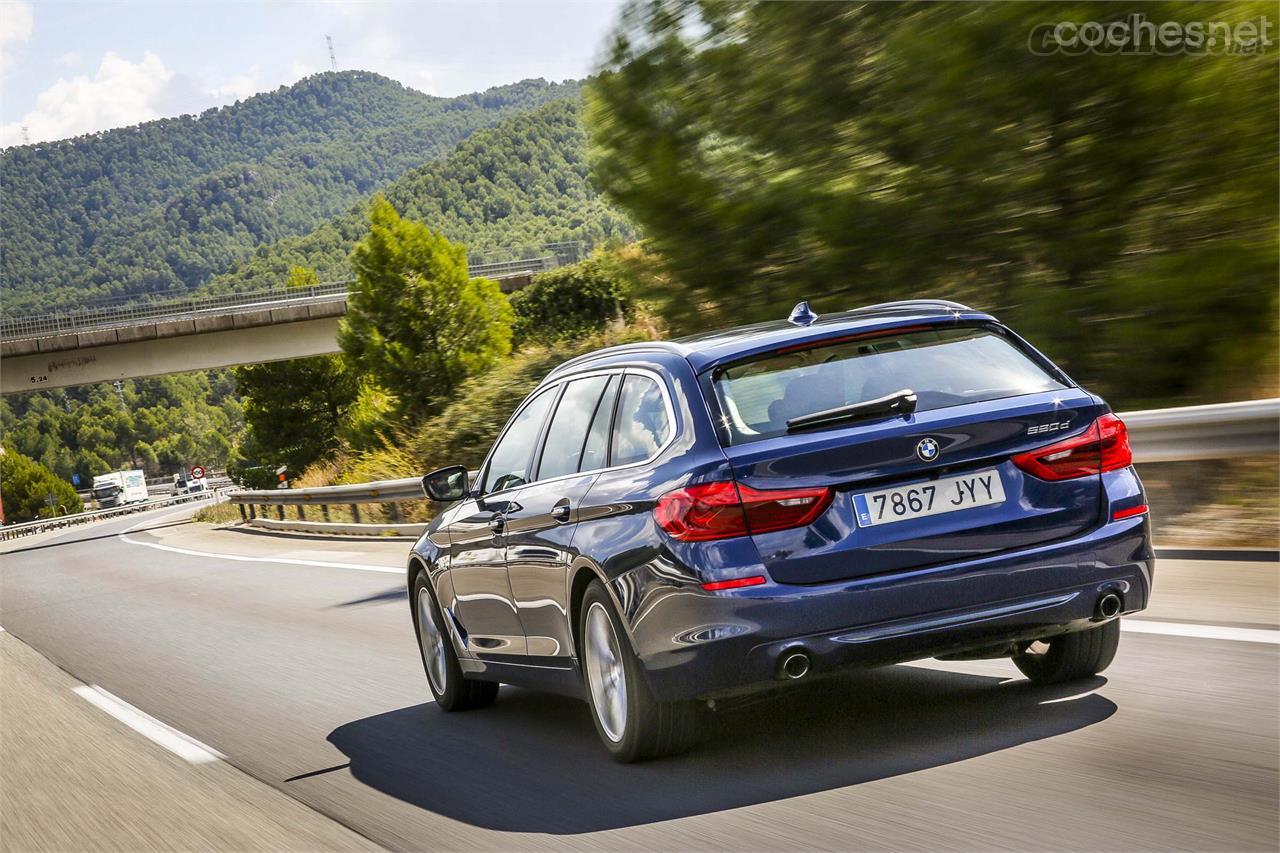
xmin=412 ymin=570 xmax=498 ymax=711
xmin=579 ymin=580 xmax=696 ymax=762
xmin=1013 ymin=619 xmax=1120 ymax=685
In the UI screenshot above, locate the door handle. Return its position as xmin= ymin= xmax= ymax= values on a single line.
xmin=488 ymin=514 xmax=505 ymax=534
xmin=550 ymin=500 xmax=571 ymax=523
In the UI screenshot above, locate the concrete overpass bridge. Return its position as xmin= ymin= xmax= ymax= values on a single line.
xmin=0 ymin=255 xmax=558 ymax=394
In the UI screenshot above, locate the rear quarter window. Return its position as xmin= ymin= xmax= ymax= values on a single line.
xmin=612 ymin=374 xmax=672 ymax=465
xmin=712 ymin=326 xmax=1066 ymax=444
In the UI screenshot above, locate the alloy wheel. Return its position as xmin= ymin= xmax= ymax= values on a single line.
xmin=417 ymin=587 xmax=448 ymax=695
xmin=584 ymin=601 xmax=628 ymax=742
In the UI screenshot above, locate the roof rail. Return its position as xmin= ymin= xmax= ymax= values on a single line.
xmin=846 ymin=299 xmax=976 ymax=314
xmin=543 ymin=341 xmax=688 ymax=379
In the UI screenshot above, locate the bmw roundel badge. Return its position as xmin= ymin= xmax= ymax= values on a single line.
xmin=916 ymin=437 xmax=940 ymax=462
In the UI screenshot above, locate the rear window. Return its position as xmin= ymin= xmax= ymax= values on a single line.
xmin=711 ymin=327 xmax=1066 ymax=444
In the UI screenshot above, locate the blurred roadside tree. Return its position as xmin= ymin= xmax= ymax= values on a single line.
xmin=0 ymin=446 xmax=84 ymax=522
xmin=339 ymin=196 xmax=514 ymax=419
xmin=589 ymin=1 xmax=1278 ymax=406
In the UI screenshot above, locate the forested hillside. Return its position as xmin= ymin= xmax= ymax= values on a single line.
xmin=207 ymin=98 xmax=632 ymax=292
xmin=1 ymin=79 xmax=632 ymax=493
xmin=2 ymin=72 xmax=580 ymax=312
xmin=0 ymin=373 xmax=243 ymax=483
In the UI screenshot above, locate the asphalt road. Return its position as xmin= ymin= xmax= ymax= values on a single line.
xmin=1 ymin=505 xmax=1276 ymax=851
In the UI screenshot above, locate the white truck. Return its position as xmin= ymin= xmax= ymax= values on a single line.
xmin=91 ymin=470 xmax=149 ymax=508
xmin=173 ymin=469 xmax=208 ymax=494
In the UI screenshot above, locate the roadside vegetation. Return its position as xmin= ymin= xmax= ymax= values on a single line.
xmin=0 ymin=446 xmax=84 ymax=522
xmin=235 ymin=200 xmax=654 ymax=502
xmin=2 ymin=2 xmax=1274 ymax=538
xmin=191 ymin=500 xmax=243 ymax=526
xmin=589 ymin=0 xmax=1278 ymax=409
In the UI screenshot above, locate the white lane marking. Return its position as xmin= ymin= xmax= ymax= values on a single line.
xmin=118 ymin=533 xmax=402 ymax=574
xmin=72 ymin=685 xmax=223 ymax=764
xmin=1121 ymin=619 xmax=1278 ymax=645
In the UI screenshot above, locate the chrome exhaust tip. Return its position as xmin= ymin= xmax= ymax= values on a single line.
xmin=779 ymin=650 xmax=811 ymax=680
xmin=1095 ymin=592 xmax=1123 ymax=621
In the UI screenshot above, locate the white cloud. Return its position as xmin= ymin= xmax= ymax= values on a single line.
xmin=290 ymin=60 xmax=314 ymax=81
xmin=0 ymin=51 xmax=173 ymax=146
xmin=413 ymin=69 xmax=437 ymax=96
xmin=207 ymin=67 xmax=259 ymax=102
xmin=56 ymin=50 xmax=81 ymax=67
xmin=0 ymin=0 xmax=34 ymax=73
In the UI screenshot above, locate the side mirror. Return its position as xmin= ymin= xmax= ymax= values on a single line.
xmin=421 ymin=465 xmax=469 ymax=503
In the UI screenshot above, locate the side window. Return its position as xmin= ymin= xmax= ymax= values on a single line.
xmin=482 ymin=389 xmax=555 ymax=494
xmin=536 ymin=375 xmax=610 ymax=481
xmin=611 ymin=374 xmax=672 ymax=466
xmin=579 ymin=374 xmax=620 ymax=473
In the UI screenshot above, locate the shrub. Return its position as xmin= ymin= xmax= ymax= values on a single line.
xmin=334 ymin=313 xmax=663 ymax=493
xmin=510 ymin=250 xmax=635 ymax=345
xmin=0 ymin=446 xmax=84 ymax=522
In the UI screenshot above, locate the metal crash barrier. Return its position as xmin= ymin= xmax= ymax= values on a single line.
xmin=222 ymin=399 xmax=1279 ymax=538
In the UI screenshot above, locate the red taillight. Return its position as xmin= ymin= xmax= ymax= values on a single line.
xmin=654 ymin=481 xmax=833 ymax=541
xmin=1113 ymin=504 xmax=1149 ymax=520
xmin=1012 ymin=414 xmax=1133 ymax=481
xmin=701 ymin=575 xmax=767 ymax=591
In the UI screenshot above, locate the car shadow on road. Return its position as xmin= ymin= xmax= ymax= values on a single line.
xmin=322 ymin=665 xmax=1114 ymax=834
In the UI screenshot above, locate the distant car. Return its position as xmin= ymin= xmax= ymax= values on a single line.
xmin=410 ymin=300 xmax=1153 ymax=761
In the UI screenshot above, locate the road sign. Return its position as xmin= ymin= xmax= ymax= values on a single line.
xmin=190 ymin=465 xmax=206 ymax=480
xmin=71 ymin=473 xmax=80 ymax=486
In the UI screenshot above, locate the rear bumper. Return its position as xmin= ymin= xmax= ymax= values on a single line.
xmin=616 ymin=515 xmax=1153 ymax=702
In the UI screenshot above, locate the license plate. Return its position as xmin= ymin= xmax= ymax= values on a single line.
xmin=853 ymin=469 xmax=1006 ymax=527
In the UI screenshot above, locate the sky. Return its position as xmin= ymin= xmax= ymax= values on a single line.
xmin=0 ymin=0 xmax=625 ymax=147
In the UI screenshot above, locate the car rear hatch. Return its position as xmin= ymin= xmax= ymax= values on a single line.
xmin=705 ymin=322 xmax=1108 ymax=584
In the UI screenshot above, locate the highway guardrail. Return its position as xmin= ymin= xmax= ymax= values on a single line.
xmin=229 ymin=476 xmax=433 ymax=537
xmin=0 ymin=490 xmax=220 ymax=541
xmin=1 ymin=283 xmax=352 ymax=341
xmin=227 ymin=399 xmax=1279 ymax=538
xmin=1122 ymin=398 xmax=1279 ymax=463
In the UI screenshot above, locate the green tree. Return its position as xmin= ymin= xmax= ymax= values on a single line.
xmin=588 ymin=1 xmax=1278 ymax=406
xmin=339 ymin=196 xmax=515 ymax=419
xmin=231 ymin=356 xmax=360 ymax=474
xmin=0 ymin=446 xmax=84 ymax=522
xmin=286 ymin=265 xmax=321 ymax=289
xmin=510 ymin=250 xmax=635 ymax=345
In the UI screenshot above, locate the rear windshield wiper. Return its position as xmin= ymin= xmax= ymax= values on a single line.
xmin=786 ymin=389 xmax=918 ymax=432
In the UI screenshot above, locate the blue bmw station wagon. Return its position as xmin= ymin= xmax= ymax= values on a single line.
xmin=410 ymin=299 xmax=1153 ymax=761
